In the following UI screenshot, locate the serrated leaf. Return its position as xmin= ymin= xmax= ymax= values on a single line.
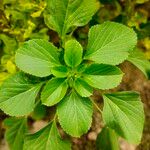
xmin=4 ymin=117 xmax=27 ymax=150
xmin=102 ymin=91 xmax=144 ymax=144
xmin=82 ymin=64 xmax=123 ymax=90
xmin=96 ymin=127 xmax=119 ymax=150
xmin=57 ymin=91 xmax=93 ymax=137
xmin=64 ymin=40 xmax=83 ymax=68
xmin=85 ymin=22 xmax=137 ymax=65
xmin=44 ymin=0 xmax=99 ymax=37
xmin=41 ymin=78 xmax=68 ymax=106
xmin=51 ymin=66 xmax=69 ymax=78
xmin=127 ymin=48 xmax=150 ymax=79
xmin=0 ymin=73 xmax=42 ymax=116
xmin=23 ymin=122 xmax=71 ymax=150
xmin=74 ymin=78 xmax=93 ymax=97
xmin=15 ymin=39 xmax=60 ymax=77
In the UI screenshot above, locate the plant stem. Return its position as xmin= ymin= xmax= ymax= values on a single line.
xmin=34 ymin=98 xmax=41 ymax=108
xmin=53 ymin=114 xmax=57 ymax=122
xmin=90 ymin=98 xmax=103 ymax=114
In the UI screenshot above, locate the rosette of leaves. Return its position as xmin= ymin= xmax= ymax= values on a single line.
xmin=0 ymin=20 xmax=145 ymax=149
xmin=0 ymin=0 xmax=148 ymax=149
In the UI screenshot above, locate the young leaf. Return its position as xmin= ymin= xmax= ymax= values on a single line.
xmin=64 ymin=40 xmax=83 ymax=68
xmin=23 ymin=122 xmax=71 ymax=150
xmin=102 ymin=91 xmax=144 ymax=144
xmin=41 ymin=78 xmax=68 ymax=106
xmin=0 ymin=73 xmax=42 ymax=116
xmin=85 ymin=22 xmax=137 ymax=65
xmin=4 ymin=117 xmax=27 ymax=150
xmin=15 ymin=39 xmax=60 ymax=77
xmin=96 ymin=127 xmax=119 ymax=150
xmin=44 ymin=0 xmax=99 ymax=37
xmin=57 ymin=91 xmax=93 ymax=137
xmin=127 ymin=48 xmax=150 ymax=79
xmin=74 ymin=78 xmax=93 ymax=97
xmin=51 ymin=66 xmax=69 ymax=78
xmin=82 ymin=64 xmax=123 ymax=90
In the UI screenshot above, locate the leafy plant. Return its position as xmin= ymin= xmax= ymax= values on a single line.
xmin=0 ymin=0 xmax=148 ymax=149
xmin=0 ymin=0 xmax=49 ymax=85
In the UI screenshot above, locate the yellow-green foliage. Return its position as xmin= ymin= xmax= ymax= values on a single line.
xmin=0 ymin=0 xmax=49 ymax=84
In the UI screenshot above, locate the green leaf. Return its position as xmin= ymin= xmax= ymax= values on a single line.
xmin=127 ymin=48 xmax=150 ymax=79
xmin=85 ymin=22 xmax=137 ymax=65
xmin=0 ymin=34 xmax=17 ymax=54
xmin=4 ymin=117 xmax=27 ymax=150
xmin=82 ymin=64 xmax=123 ymax=90
xmin=96 ymin=127 xmax=119 ymax=150
xmin=51 ymin=66 xmax=69 ymax=78
xmin=44 ymin=0 xmax=99 ymax=37
xmin=136 ymin=0 xmax=149 ymax=4
xmin=31 ymin=102 xmax=47 ymax=120
xmin=102 ymin=91 xmax=144 ymax=144
xmin=41 ymin=78 xmax=68 ymax=106
xmin=57 ymin=91 xmax=93 ymax=137
xmin=0 ymin=73 xmax=42 ymax=116
xmin=15 ymin=39 xmax=60 ymax=77
xmin=64 ymin=40 xmax=83 ymax=68
xmin=23 ymin=122 xmax=71 ymax=150
xmin=74 ymin=78 xmax=93 ymax=97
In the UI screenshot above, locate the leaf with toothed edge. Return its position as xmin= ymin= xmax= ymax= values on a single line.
xmin=44 ymin=0 xmax=99 ymax=37
xmin=23 ymin=122 xmax=71 ymax=150
xmin=0 ymin=73 xmax=43 ymax=116
xmin=57 ymin=91 xmax=93 ymax=137
xmin=82 ymin=64 xmax=123 ymax=90
xmin=102 ymin=91 xmax=144 ymax=144
xmin=15 ymin=39 xmax=60 ymax=77
xmin=64 ymin=40 xmax=83 ymax=68
xmin=73 ymin=78 xmax=93 ymax=97
xmin=85 ymin=21 xmax=137 ymax=65
xmin=41 ymin=78 xmax=68 ymax=106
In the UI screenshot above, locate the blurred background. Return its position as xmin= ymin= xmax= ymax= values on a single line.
xmin=0 ymin=0 xmax=150 ymax=149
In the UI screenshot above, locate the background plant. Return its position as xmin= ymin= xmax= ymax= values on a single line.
xmin=0 ymin=0 xmax=49 ymax=85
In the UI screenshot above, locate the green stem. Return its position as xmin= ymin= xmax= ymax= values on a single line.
xmin=61 ymin=36 xmax=66 ymax=48
xmin=53 ymin=114 xmax=57 ymax=122
xmin=90 ymin=98 xmax=103 ymax=114
xmin=34 ymin=98 xmax=41 ymax=108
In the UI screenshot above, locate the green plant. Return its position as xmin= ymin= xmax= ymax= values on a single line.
xmin=0 ymin=0 xmax=49 ymax=85
xmin=0 ymin=0 xmax=149 ymax=149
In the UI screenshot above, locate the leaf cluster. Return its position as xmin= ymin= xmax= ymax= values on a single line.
xmin=0 ymin=0 xmax=148 ymax=149
xmin=0 ymin=0 xmax=49 ymax=85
